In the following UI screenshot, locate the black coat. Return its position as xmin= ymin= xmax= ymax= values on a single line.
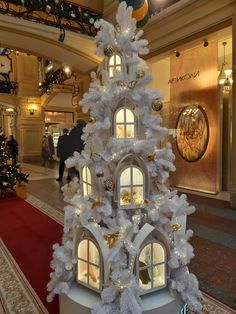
xmin=57 ymin=134 xmax=70 ymax=160
xmin=68 ymin=124 xmax=85 ymax=156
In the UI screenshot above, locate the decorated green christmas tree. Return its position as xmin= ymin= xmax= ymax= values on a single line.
xmin=0 ymin=142 xmax=29 ymax=195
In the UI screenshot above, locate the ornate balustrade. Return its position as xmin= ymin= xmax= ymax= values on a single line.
xmin=0 ymin=0 xmax=101 ymax=40
xmin=40 ymin=67 xmax=73 ymax=95
xmin=0 ymin=80 xmax=17 ymax=94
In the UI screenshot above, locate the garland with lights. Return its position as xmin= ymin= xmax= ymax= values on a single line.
xmin=40 ymin=66 xmax=73 ymax=95
xmin=0 ymin=142 xmax=29 ymax=197
xmin=0 ymin=80 xmax=17 ymax=94
xmin=0 ymin=0 xmax=101 ymax=40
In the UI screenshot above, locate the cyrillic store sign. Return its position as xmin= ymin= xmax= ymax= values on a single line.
xmin=168 ymin=71 xmax=199 ymax=84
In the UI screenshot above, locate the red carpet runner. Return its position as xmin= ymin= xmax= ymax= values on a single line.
xmin=0 ymin=197 xmax=63 ymax=314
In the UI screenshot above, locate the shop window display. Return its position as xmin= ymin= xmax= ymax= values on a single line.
xmin=115 ymin=107 xmax=135 ymax=138
xmin=138 ymin=242 xmax=166 ymax=291
xmin=176 ymin=105 xmax=209 ymax=162
xmin=77 ymin=239 xmax=101 ymax=290
xmin=82 ymin=166 xmax=92 ymax=196
xmin=119 ymin=166 xmax=144 ymax=207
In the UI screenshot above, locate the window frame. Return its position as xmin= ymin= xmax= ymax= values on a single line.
xmin=118 ymin=165 xmax=145 ymax=208
xmin=114 ymin=107 xmax=136 ymax=139
xmin=82 ymin=166 xmax=92 ymax=197
xmin=108 ymin=53 xmax=122 ymax=78
xmin=136 ymin=241 xmax=167 ymax=294
xmin=76 ymin=238 xmax=102 ymax=292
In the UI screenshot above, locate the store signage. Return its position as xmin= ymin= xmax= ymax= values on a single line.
xmin=168 ymin=71 xmax=199 ymax=84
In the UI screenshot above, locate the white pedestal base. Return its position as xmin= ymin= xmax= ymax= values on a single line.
xmin=59 ymin=283 xmax=184 ymax=314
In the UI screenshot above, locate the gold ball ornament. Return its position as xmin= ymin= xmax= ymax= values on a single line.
xmin=151 ymin=98 xmax=163 ymax=111
xmin=104 ymin=45 xmax=115 ymax=57
xmin=96 ymin=172 xmax=104 ymax=178
xmin=104 ymin=179 xmax=113 ymax=191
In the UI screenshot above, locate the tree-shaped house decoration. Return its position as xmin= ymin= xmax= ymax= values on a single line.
xmin=47 ymin=3 xmax=202 ymax=314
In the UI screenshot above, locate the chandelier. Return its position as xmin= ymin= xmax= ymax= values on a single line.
xmin=218 ymin=41 xmax=233 ymax=92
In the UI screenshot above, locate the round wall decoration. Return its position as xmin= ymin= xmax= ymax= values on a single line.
xmin=176 ymin=104 xmax=209 ymax=162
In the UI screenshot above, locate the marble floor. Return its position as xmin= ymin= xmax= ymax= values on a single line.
xmin=22 ymin=161 xmax=236 ymax=311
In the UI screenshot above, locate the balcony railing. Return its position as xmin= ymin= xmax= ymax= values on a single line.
xmin=0 ymin=80 xmax=17 ymax=94
xmin=40 ymin=67 xmax=72 ymax=95
xmin=0 ymin=0 xmax=101 ymax=40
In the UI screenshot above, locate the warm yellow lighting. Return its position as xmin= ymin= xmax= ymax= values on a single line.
xmin=218 ymin=42 xmax=233 ymax=92
xmin=28 ymin=104 xmax=38 ymax=115
xmin=5 ymin=108 xmax=14 ymax=112
xmin=219 ymin=79 xmax=225 ymax=85
xmin=77 ymin=240 xmax=100 ymax=290
xmin=64 ymin=66 xmax=71 ymax=74
xmin=224 ymin=69 xmax=232 ymax=76
xmin=46 ymin=63 xmax=53 ymax=72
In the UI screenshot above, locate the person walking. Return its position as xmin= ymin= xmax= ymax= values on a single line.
xmin=69 ymin=119 xmax=86 ymax=154
xmin=6 ymin=135 xmax=18 ymax=164
xmin=47 ymin=134 xmax=55 ymax=162
xmin=56 ymin=128 xmax=70 ymax=181
xmin=41 ymin=135 xmax=50 ymax=166
xmin=67 ymin=119 xmax=86 ymax=180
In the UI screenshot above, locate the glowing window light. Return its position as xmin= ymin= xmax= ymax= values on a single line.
xmin=115 ymin=108 xmax=135 ymax=138
xmin=119 ymin=166 xmax=144 ymax=206
xmin=77 ymin=239 xmax=100 ymax=290
xmin=82 ymin=166 xmax=92 ymax=196
xmin=138 ymin=242 xmax=166 ymax=291
xmin=108 ymin=54 xmax=122 ymax=78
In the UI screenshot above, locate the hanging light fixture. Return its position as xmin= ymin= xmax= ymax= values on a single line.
xmin=218 ymin=41 xmax=233 ymax=92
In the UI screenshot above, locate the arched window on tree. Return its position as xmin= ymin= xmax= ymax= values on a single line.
xmin=108 ymin=54 xmax=122 ymax=78
xmin=137 ymin=242 xmax=166 ymax=292
xmin=77 ymin=239 xmax=101 ymax=291
xmin=119 ymin=166 xmax=144 ymax=207
xmin=115 ymin=107 xmax=135 ymax=138
xmin=82 ymin=166 xmax=92 ymax=196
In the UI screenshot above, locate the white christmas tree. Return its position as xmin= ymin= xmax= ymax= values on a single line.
xmin=47 ymin=2 xmax=202 ymax=313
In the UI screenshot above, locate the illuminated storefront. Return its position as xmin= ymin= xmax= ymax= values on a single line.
xmin=148 ymin=26 xmax=233 ymax=195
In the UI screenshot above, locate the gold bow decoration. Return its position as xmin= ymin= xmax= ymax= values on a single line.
xmin=140 ymin=199 xmax=149 ymax=205
xmin=171 ymin=223 xmax=182 ymax=232
xmin=104 ymin=231 xmax=120 ymax=249
xmin=92 ymin=197 xmax=101 ymax=209
xmin=147 ymin=154 xmax=155 ymax=161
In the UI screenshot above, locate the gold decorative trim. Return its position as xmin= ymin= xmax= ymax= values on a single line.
xmin=0 ymin=238 xmax=49 ymax=314
xmin=190 ymin=291 xmax=236 ymax=314
xmin=26 ymin=193 xmax=64 ymax=226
